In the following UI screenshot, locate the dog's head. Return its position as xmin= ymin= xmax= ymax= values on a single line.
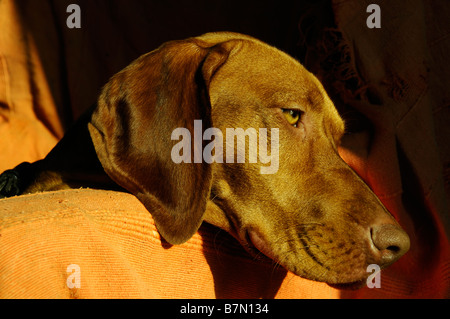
xmin=88 ymin=32 xmax=409 ymax=286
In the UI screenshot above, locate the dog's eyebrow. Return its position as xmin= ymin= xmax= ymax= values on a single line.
xmin=306 ymin=88 xmax=325 ymax=109
xmin=269 ymin=93 xmax=320 ymax=112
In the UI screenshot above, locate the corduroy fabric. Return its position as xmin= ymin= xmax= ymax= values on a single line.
xmin=0 ymin=189 xmax=342 ymax=299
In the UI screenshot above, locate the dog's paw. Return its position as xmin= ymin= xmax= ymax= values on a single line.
xmin=0 ymin=169 xmax=21 ymax=198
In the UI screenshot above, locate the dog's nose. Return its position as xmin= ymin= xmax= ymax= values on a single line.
xmin=370 ymin=223 xmax=410 ymax=267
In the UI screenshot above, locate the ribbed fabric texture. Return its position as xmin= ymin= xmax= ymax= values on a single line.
xmin=0 ymin=189 xmax=342 ymax=298
xmin=2 ymin=189 xmax=448 ymax=298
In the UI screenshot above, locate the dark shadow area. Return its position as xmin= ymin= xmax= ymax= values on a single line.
xmin=198 ymin=222 xmax=288 ymax=298
xmin=17 ymin=0 xmax=307 ymax=129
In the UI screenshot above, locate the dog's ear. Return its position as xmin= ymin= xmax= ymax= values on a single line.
xmin=88 ymin=38 xmax=233 ymax=244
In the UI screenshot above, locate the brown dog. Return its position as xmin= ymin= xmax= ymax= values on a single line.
xmin=0 ymin=32 xmax=409 ymax=286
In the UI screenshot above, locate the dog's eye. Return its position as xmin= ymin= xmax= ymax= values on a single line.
xmin=282 ymin=109 xmax=302 ymax=127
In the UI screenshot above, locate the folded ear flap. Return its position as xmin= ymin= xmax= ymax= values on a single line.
xmin=88 ymin=38 xmax=232 ymax=244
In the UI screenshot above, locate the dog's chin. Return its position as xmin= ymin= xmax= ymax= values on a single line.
xmin=246 ymin=231 xmax=278 ymax=262
xmin=244 ymin=230 xmax=370 ymax=289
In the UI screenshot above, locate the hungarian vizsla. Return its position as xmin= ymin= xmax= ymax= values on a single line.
xmin=0 ymin=32 xmax=409 ymax=286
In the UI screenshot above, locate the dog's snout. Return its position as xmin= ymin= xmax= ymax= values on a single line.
xmin=369 ymin=223 xmax=410 ymax=267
